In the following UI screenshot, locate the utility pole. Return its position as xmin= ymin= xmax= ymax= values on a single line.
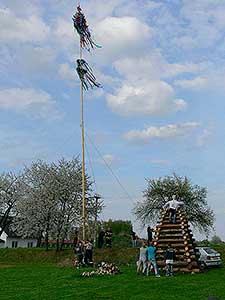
xmin=93 ymin=193 xmax=101 ymax=246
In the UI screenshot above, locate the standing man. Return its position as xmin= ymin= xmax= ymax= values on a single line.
xmin=84 ymin=240 xmax=93 ymax=266
xmin=165 ymin=243 xmax=176 ymax=276
xmin=163 ymin=195 xmax=184 ymax=224
xmin=98 ymin=229 xmax=105 ymax=249
xmin=105 ymin=228 xmax=112 ymax=248
xmin=73 ymin=228 xmax=79 ymax=250
xmin=146 ymin=242 xmax=160 ymax=277
xmin=147 ymin=226 xmax=154 ymax=245
xmin=131 ymin=230 xmax=137 ymax=248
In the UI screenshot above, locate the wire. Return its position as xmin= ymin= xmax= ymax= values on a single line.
xmin=85 ymin=139 xmax=98 ymax=193
xmin=85 ymin=132 xmax=136 ymax=205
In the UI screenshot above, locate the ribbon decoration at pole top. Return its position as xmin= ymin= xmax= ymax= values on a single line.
xmin=72 ymin=5 xmax=101 ymax=51
xmin=76 ymin=59 xmax=102 ymax=91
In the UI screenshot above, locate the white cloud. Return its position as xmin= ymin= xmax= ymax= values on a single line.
xmin=174 ymin=76 xmax=209 ymax=90
xmin=174 ymin=67 xmax=225 ymax=93
xmin=174 ymin=99 xmax=187 ymax=111
xmin=101 ymin=154 xmax=116 ymax=166
xmin=54 ymin=17 xmax=76 ymax=52
xmin=0 ymin=0 xmax=43 ymax=17
xmin=0 ymin=8 xmax=49 ymax=43
xmin=0 ymin=125 xmax=50 ymax=167
xmin=124 ymin=122 xmax=200 ymax=144
xmin=107 ymin=80 xmax=186 ymax=117
xmin=58 ymin=63 xmax=75 ymax=81
xmin=114 ymin=55 xmax=202 ymax=82
xmin=197 ymin=128 xmax=213 ymax=147
xmin=0 ymin=88 xmax=59 ymax=118
xmin=17 ymin=46 xmax=57 ymax=76
xmin=94 ymin=17 xmax=153 ymax=63
xmin=103 ymin=53 xmax=211 ymax=116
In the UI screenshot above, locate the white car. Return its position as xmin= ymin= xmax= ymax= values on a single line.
xmin=196 ymin=247 xmax=222 ymax=269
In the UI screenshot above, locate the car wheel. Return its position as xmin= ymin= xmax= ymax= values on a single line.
xmin=199 ymin=261 xmax=206 ymax=271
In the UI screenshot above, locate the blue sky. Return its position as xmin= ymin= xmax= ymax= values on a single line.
xmin=0 ymin=0 xmax=225 ymax=239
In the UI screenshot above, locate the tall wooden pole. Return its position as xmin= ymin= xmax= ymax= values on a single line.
xmin=80 ymin=42 xmax=86 ymax=241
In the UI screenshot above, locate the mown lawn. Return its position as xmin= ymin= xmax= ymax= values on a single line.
xmin=0 ymin=264 xmax=224 ymax=300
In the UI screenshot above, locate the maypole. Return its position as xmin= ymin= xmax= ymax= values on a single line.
xmin=80 ymin=43 xmax=85 ymax=241
xmin=72 ymin=3 xmax=102 ymax=241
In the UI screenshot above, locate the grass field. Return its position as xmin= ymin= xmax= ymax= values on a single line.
xmin=0 ymin=246 xmax=224 ymax=300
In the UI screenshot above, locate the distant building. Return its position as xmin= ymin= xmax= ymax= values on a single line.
xmin=0 ymin=220 xmax=37 ymax=249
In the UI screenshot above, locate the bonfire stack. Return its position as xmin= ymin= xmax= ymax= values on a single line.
xmin=81 ymin=262 xmax=121 ymax=277
xmin=153 ymin=209 xmax=199 ymax=273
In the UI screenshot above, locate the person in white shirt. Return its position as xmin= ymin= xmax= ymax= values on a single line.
xmin=137 ymin=243 xmax=147 ymax=274
xmin=163 ymin=195 xmax=184 ymax=223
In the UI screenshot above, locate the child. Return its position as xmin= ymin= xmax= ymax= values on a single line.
xmin=146 ymin=242 xmax=160 ymax=277
xmin=75 ymin=240 xmax=84 ymax=268
xmin=165 ymin=243 xmax=176 ymax=276
xmin=137 ymin=243 xmax=147 ymax=274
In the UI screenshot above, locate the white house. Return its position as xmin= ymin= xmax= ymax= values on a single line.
xmin=0 ymin=223 xmax=37 ymax=249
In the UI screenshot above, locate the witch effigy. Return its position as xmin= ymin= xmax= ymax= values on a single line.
xmin=72 ymin=5 xmax=101 ymax=51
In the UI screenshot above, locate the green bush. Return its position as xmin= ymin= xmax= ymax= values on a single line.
xmin=102 ymin=219 xmax=132 ymax=235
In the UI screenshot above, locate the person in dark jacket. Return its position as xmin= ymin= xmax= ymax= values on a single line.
xmin=165 ymin=243 xmax=176 ymax=276
xmin=131 ymin=230 xmax=137 ymax=248
xmin=147 ymin=226 xmax=154 ymax=245
xmin=98 ymin=229 xmax=105 ymax=248
xmin=75 ymin=240 xmax=84 ymax=267
xmin=84 ymin=240 xmax=93 ymax=266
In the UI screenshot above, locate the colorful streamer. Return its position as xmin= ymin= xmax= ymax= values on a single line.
xmin=72 ymin=5 xmax=101 ymax=51
xmin=76 ymin=59 xmax=102 ymax=90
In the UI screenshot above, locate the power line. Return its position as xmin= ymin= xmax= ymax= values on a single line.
xmin=85 ymin=132 xmax=136 ymax=205
xmin=85 ymin=139 xmax=98 ymax=193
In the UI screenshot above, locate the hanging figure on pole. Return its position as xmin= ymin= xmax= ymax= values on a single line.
xmin=72 ymin=5 xmax=101 ymax=51
xmin=76 ymin=59 xmax=102 ymax=91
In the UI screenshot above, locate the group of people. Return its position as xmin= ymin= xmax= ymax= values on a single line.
xmin=137 ymin=242 xmax=176 ymax=277
xmin=73 ymin=195 xmax=184 ymax=273
xmin=136 ymin=195 xmax=184 ymax=276
xmin=74 ymin=240 xmax=94 ymax=267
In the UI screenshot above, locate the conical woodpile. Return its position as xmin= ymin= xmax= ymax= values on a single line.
xmin=153 ymin=209 xmax=200 ymax=273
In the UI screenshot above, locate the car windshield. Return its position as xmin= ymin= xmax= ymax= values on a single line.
xmin=203 ymin=248 xmax=217 ymax=254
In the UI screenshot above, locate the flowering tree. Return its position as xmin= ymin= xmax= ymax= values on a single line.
xmin=0 ymin=172 xmax=24 ymax=237
xmin=15 ymin=157 xmax=103 ymax=250
xmin=134 ymin=174 xmax=214 ymax=234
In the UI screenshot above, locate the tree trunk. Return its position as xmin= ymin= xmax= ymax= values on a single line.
xmin=45 ymin=216 xmax=50 ymax=251
xmin=56 ymin=238 xmax=60 ymax=252
xmin=37 ymin=233 xmax=42 ymax=247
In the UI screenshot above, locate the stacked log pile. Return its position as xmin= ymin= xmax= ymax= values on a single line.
xmin=81 ymin=262 xmax=121 ymax=277
xmin=153 ymin=209 xmax=200 ymax=273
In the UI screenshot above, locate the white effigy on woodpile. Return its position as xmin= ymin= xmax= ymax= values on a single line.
xmin=81 ymin=262 xmax=121 ymax=277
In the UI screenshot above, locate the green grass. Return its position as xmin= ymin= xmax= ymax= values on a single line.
xmin=0 ymin=247 xmax=139 ymax=266
xmin=0 ymin=246 xmax=224 ymax=300
xmin=0 ymin=264 xmax=224 ymax=300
